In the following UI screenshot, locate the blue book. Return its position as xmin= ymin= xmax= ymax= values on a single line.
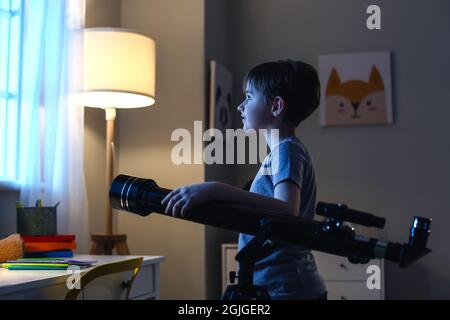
xmin=24 ymin=250 xmax=74 ymax=258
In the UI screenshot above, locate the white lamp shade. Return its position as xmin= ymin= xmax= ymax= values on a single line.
xmin=82 ymin=28 xmax=156 ymax=109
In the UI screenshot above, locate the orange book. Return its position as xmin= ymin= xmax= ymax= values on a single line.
xmin=25 ymin=241 xmax=77 ymax=253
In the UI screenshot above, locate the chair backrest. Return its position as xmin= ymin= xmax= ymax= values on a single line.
xmin=64 ymin=257 xmax=143 ymax=300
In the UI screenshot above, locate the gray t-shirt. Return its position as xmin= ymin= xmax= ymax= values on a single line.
xmin=237 ymin=136 xmax=326 ymax=299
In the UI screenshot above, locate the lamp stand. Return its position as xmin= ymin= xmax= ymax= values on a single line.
xmin=90 ymin=107 xmax=130 ymax=255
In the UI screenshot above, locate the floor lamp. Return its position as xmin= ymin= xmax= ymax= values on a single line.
xmin=82 ymin=28 xmax=156 ymax=255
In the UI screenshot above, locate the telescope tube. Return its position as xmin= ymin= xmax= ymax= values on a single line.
xmin=109 ymin=174 xmax=431 ymax=268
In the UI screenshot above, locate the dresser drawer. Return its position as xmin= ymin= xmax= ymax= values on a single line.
xmin=82 ymin=264 xmax=156 ymax=299
xmin=312 ymin=251 xmax=378 ymax=281
xmin=326 ymin=281 xmax=383 ymax=300
xmin=128 ymin=264 xmax=156 ymax=298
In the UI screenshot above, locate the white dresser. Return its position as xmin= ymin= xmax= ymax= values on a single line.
xmin=221 ymin=244 xmax=384 ymax=300
xmin=0 ymin=254 xmax=165 ymax=300
xmin=312 ymin=250 xmax=384 ymax=300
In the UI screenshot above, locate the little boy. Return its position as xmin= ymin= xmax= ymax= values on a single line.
xmin=162 ymin=60 xmax=327 ymax=300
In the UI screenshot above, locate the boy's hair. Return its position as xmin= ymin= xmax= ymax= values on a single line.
xmin=243 ymin=59 xmax=321 ymax=126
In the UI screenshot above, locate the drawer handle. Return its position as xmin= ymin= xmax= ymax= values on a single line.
xmin=339 ymin=263 xmax=347 ymax=269
xmin=340 ymin=296 xmax=347 ymax=300
xmin=122 ymin=280 xmax=131 ymax=289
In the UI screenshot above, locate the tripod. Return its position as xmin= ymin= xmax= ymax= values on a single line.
xmin=221 ymin=219 xmax=273 ymax=300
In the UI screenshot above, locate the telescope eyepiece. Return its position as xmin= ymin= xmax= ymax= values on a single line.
xmin=408 ymin=216 xmax=432 ymax=249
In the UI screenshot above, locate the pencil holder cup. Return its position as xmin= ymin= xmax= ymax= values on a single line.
xmin=17 ymin=202 xmax=60 ymax=236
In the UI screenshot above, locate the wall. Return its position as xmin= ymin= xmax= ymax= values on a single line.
xmin=229 ymin=0 xmax=450 ymax=299
xmin=118 ymin=0 xmax=206 ymax=299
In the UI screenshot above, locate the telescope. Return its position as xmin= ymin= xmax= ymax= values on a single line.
xmin=109 ymin=174 xmax=432 ymax=269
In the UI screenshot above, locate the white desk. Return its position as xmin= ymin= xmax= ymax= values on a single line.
xmin=0 ymin=254 xmax=165 ymax=300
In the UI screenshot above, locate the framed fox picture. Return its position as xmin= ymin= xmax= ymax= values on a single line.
xmin=318 ymin=51 xmax=393 ymax=126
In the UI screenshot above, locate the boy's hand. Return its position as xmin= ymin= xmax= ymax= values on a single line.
xmin=160 ymin=182 xmax=219 ymax=218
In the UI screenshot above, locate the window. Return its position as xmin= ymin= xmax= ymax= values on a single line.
xmin=0 ymin=0 xmax=22 ymax=181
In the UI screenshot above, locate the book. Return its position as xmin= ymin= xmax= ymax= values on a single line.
xmin=7 ymin=259 xmax=97 ymax=266
xmin=7 ymin=259 xmax=68 ymax=264
xmin=24 ymin=250 xmax=74 ymax=258
xmin=2 ymin=259 xmax=97 ymax=270
xmin=22 ymin=235 xmax=75 ymax=243
xmin=25 ymin=241 xmax=77 ymax=253
xmin=5 ymin=266 xmax=69 ymax=270
xmin=2 ymin=263 xmax=70 ymax=268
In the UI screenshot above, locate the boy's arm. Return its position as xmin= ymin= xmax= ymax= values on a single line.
xmin=161 ymin=181 xmax=300 ymax=218
xmin=215 ymin=181 xmax=300 ymax=216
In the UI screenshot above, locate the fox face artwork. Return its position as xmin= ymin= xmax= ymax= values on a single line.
xmin=325 ymin=65 xmax=387 ymax=125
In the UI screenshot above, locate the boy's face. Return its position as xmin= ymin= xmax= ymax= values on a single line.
xmin=237 ymin=82 xmax=272 ymax=132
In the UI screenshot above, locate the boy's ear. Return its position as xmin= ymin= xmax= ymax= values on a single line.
xmin=270 ymin=96 xmax=285 ymax=117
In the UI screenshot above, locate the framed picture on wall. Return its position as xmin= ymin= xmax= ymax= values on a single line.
xmin=209 ymin=60 xmax=234 ymax=136
xmin=318 ymin=51 xmax=393 ymax=126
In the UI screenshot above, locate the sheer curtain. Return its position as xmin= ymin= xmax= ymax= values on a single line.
xmin=18 ymin=0 xmax=89 ymax=252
